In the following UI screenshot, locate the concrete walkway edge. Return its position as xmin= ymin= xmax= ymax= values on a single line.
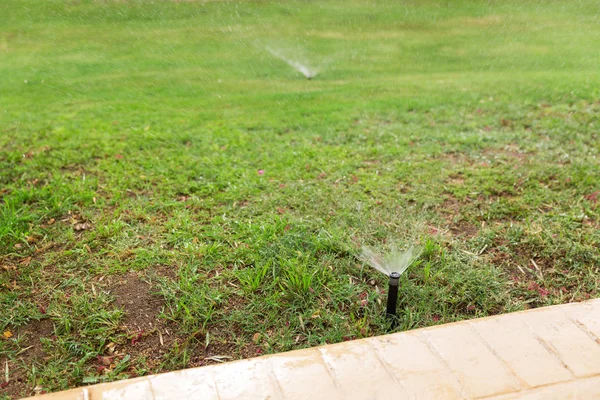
xmin=27 ymin=299 xmax=600 ymax=399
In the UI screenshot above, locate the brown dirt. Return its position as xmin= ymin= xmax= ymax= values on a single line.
xmin=439 ymin=196 xmax=462 ymax=214
xmin=18 ymin=318 xmax=54 ymax=361
xmin=438 ymin=146 xmax=530 ymax=169
xmin=437 ymin=151 xmax=472 ymax=166
xmin=95 ymin=269 xmax=261 ymax=373
xmin=449 ymin=220 xmax=479 ymax=238
xmin=446 ymin=174 xmax=465 ymax=185
xmin=437 ymin=196 xmax=480 ymax=239
xmin=0 ymin=361 xmax=28 ymax=398
xmin=2 ymin=318 xmax=55 ymax=398
xmin=482 ymin=145 xmax=530 ymax=163
xmin=485 ymin=240 xmax=592 ymax=303
xmin=101 ymin=271 xmax=180 ymax=371
xmin=182 ymin=330 xmax=264 ymax=369
xmin=3 ymin=270 xmax=280 ymax=398
xmin=489 ymin=241 xmax=555 ymax=273
xmin=135 ymin=292 xmax=262 ymax=371
xmin=191 ymin=295 xmax=264 ymax=366
xmin=109 ymin=271 xmax=163 ymax=332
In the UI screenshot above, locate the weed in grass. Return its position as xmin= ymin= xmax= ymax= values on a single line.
xmin=237 ymin=263 xmax=270 ymax=294
xmin=279 ymin=259 xmax=319 ymax=298
xmin=158 ymin=263 xmax=223 ymax=334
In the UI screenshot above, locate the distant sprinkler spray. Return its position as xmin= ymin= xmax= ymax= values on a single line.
xmin=265 ymin=46 xmax=320 ymax=79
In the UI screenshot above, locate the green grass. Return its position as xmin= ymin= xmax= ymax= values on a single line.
xmin=1 ymin=0 xmax=600 ymax=397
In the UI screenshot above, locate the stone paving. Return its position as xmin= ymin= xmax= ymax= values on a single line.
xmin=29 ymin=298 xmax=600 ymax=399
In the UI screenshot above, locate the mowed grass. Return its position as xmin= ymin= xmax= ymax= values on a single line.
xmin=1 ymin=0 xmax=600 ymax=397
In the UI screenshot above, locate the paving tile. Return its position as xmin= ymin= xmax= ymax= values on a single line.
xmin=211 ymin=358 xmax=280 ymax=399
xmin=516 ymin=308 xmax=600 ymax=378
xmin=485 ymin=375 xmax=600 ymax=400
xmin=90 ymin=369 xmax=219 ymax=400
xmin=147 ymin=368 xmax=219 ymax=399
xmin=29 ymin=388 xmax=88 ymax=400
xmin=470 ymin=315 xmax=573 ymax=388
xmin=371 ymin=332 xmax=466 ymax=399
xmin=318 ymin=339 xmax=405 ymax=399
xmin=567 ymin=298 xmax=600 ymax=339
xmin=97 ymin=378 xmax=155 ymax=399
xmin=421 ymin=323 xmax=521 ymax=398
xmin=269 ymin=348 xmax=341 ymax=400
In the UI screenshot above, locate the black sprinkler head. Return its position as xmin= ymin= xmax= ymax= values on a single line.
xmin=386 ymin=272 xmax=400 ymax=322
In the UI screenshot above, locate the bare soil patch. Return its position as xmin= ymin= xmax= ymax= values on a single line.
xmin=109 ymin=271 xmax=163 ymax=332
xmin=18 ymin=318 xmax=54 ymax=362
xmin=2 ymin=318 xmax=55 ymax=398
xmin=449 ymin=220 xmax=479 ymax=238
xmin=437 ymin=196 xmax=479 ymax=239
xmin=103 ymin=271 xmax=178 ymax=370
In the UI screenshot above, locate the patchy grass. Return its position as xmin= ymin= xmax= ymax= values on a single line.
xmin=1 ymin=0 xmax=600 ymax=397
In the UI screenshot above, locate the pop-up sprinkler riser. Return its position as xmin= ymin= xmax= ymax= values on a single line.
xmin=386 ymin=272 xmax=400 ymax=319
xmin=361 ymin=245 xmax=421 ymax=326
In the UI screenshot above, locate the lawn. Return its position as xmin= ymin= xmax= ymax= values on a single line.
xmin=1 ymin=0 xmax=599 ymax=397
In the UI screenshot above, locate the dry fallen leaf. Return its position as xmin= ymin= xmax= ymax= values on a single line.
xmin=74 ymin=222 xmax=92 ymax=231
xmin=35 ymin=242 xmax=54 ymax=254
xmin=252 ymin=333 xmax=261 ymax=343
xmin=585 ymin=191 xmax=599 ymax=204
xmin=19 ymin=257 xmax=32 ymax=267
xmin=106 ymin=342 xmax=116 ymax=355
xmin=98 ymin=356 xmax=113 ymax=366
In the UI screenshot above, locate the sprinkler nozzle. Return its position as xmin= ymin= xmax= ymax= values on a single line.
xmin=386 ymin=272 xmax=400 ymax=320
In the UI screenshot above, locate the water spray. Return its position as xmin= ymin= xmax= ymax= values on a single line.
xmin=264 ymin=46 xmax=320 ymax=80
